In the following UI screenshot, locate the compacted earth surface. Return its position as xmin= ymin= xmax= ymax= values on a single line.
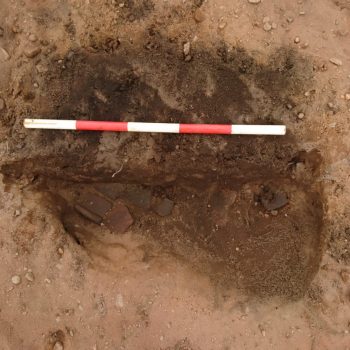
xmin=0 ymin=0 xmax=350 ymax=349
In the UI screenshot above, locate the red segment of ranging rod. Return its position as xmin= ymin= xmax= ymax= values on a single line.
xmin=23 ymin=119 xmax=286 ymax=135
xmin=76 ymin=120 xmax=128 ymax=131
xmin=179 ymin=123 xmax=232 ymax=134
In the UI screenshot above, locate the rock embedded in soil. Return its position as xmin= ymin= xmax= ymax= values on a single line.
xmin=153 ymin=198 xmax=174 ymax=217
xmin=103 ymin=201 xmax=133 ymax=233
xmin=53 ymin=342 xmax=64 ymax=350
xmin=0 ymin=98 xmax=5 ymax=111
xmin=11 ymin=275 xmax=21 ymax=285
xmin=183 ymin=42 xmax=191 ymax=56
xmin=329 ymin=58 xmax=343 ymax=66
xmin=297 ymin=112 xmax=305 ymax=120
xmin=248 ymin=0 xmax=261 ymax=3
xmin=75 ymin=192 xmax=112 ymax=223
xmin=0 ymin=47 xmax=10 ymax=61
xmin=24 ymin=45 xmax=41 ymax=58
xmin=263 ymin=23 xmax=272 ymax=31
xmin=193 ymin=8 xmax=205 ymax=22
xmin=28 ymin=33 xmax=37 ymax=42
xmin=25 ymin=271 xmax=35 ymax=282
xmin=294 ymin=37 xmax=300 ymax=43
xmin=261 ymin=191 xmax=289 ymax=211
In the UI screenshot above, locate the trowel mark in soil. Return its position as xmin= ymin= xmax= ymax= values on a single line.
xmin=1 ymin=41 xmax=324 ymax=298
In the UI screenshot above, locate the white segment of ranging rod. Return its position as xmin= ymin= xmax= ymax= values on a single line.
xmin=232 ymin=125 xmax=286 ymax=135
xmin=24 ymin=118 xmax=76 ymax=130
xmin=128 ymin=122 xmax=180 ymax=133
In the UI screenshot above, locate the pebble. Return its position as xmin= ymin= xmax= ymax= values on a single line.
xmin=0 ymin=47 xmax=10 ymax=61
xmin=340 ymin=270 xmax=350 ymax=283
xmin=328 ymin=102 xmax=335 ymax=109
xmin=24 ymin=45 xmax=41 ymax=58
xmin=297 ymin=112 xmax=305 ymax=120
xmin=294 ymin=37 xmax=300 ymax=44
xmin=263 ymin=23 xmax=272 ymax=31
xmin=28 ymin=34 xmax=37 ymax=42
xmin=53 ymin=341 xmax=64 ymax=350
xmin=271 ymin=22 xmax=277 ymax=29
xmin=345 ymin=93 xmax=350 ymax=100
xmin=58 ymin=247 xmax=64 ymax=255
xmin=11 ymin=275 xmax=21 ymax=285
xmin=115 ymin=294 xmax=124 ymax=308
xmin=271 ymin=210 xmax=278 ymax=216
xmin=286 ymin=17 xmax=294 ymax=23
xmin=218 ymin=21 xmax=227 ymax=30
xmin=36 ymin=64 xmax=48 ymax=73
xmin=248 ymin=0 xmax=261 ymax=3
xmin=14 ymin=209 xmax=21 ymax=217
xmin=286 ymin=103 xmax=293 ymax=110
xmin=193 ymin=8 xmax=205 ymax=23
xmin=25 ymin=271 xmax=35 ymax=282
xmin=183 ymin=42 xmax=191 ymax=56
xmin=263 ymin=17 xmax=270 ymax=24
xmin=329 ymin=58 xmax=342 ymax=66
xmin=0 ymin=98 xmax=5 ymax=111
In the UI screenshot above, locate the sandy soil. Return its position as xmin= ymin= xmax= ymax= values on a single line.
xmin=0 ymin=0 xmax=350 ymax=349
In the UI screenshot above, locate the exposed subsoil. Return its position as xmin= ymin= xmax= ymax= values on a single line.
xmin=0 ymin=0 xmax=350 ymax=349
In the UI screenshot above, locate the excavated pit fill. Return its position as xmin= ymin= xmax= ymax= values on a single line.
xmin=1 ymin=42 xmax=325 ymax=298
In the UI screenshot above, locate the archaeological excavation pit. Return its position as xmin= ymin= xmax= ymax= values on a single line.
xmin=1 ymin=43 xmax=325 ymax=299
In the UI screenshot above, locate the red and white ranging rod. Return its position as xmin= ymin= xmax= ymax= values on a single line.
xmin=24 ymin=119 xmax=286 ymax=136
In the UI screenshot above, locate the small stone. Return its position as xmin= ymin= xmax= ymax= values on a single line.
xmin=294 ymin=37 xmax=300 ymax=43
xmin=286 ymin=103 xmax=293 ymax=110
xmin=248 ymin=0 xmax=261 ymax=3
xmin=345 ymin=93 xmax=350 ymax=101
xmin=297 ymin=112 xmax=305 ymax=120
xmin=184 ymin=55 xmax=192 ymax=62
xmin=0 ymin=47 xmax=10 ymax=61
xmin=271 ymin=210 xmax=278 ymax=216
xmin=263 ymin=17 xmax=270 ymax=24
xmin=24 ymin=45 xmax=41 ymax=58
xmin=329 ymin=58 xmax=343 ymax=66
xmin=299 ymin=11 xmax=306 ymax=15
xmin=218 ymin=21 xmax=227 ymax=29
xmin=14 ymin=209 xmax=21 ymax=216
xmin=25 ymin=271 xmax=35 ymax=282
xmin=0 ymin=98 xmax=5 ymax=111
xmin=153 ymin=198 xmax=174 ymax=217
xmin=57 ymin=247 xmax=64 ymax=255
xmin=193 ymin=8 xmax=205 ymax=23
xmin=328 ymin=102 xmax=335 ymax=109
xmin=286 ymin=17 xmax=294 ymax=23
xmin=271 ymin=22 xmax=277 ymax=29
xmin=340 ymin=270 xmax=350 ymax=282
xmin=263 ymin=23 xmax=272 ymax=31
xmin=11 ymin=275 xmax=21 ymax=285
xmin=33 ymin=82 xmax=39 ymax=88
xmin=115 ymin=294 xmax=124 ymax=308
xmin=261 ymin=191 xmax=289 ymax=211
xmin=103 ymin=201 xmax=133 ymax=233
xmin=53 ymin=341 xmax=64 ymax=350
xmin=28 ymin=34 xmax=38 ymax=42
xmin=36 ymin=64 xmax=48 ymax=73
xmin=183 ymin=42 xmax=191 ymax=56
